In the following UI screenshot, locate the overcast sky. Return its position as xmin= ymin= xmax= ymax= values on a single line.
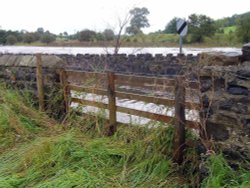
xmin=0 ymin=0 xmax=249 ymax=34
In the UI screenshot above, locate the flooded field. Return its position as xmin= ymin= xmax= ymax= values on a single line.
xmin=0 ymin=46 xmax=241 ymax=56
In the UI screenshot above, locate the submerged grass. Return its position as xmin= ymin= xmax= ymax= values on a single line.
xmin=0 ymin=84 xmax=249 ymax=188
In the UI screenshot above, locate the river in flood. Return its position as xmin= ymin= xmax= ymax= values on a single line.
xmin=0 ymin=46 xmax=241 ymax=56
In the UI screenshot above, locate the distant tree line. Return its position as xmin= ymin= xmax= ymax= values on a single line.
xmin=70 ymin=29 xmax=116 ymax=42
xmin=0 ymin=27 xmax=56 ymax=45
xmin=0 ymin=7 xmax=151 ymax=45
xmin=216 ymin=11 xmax=250 ymax=28
xmin=0 ymin=27 xmax=118 ymax=45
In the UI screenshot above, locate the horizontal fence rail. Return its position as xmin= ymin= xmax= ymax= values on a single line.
xmin=68 ymin=84 xmax=200 ymax=110
xmin=61 ymin=70 xmax=200 ymax=126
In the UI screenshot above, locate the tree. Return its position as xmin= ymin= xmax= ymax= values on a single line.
xmin=77 ymin=29 xmax=96 ymax=41
xmin=63 ymin=31 xmax=68 ymax=36
xmin=236 ymin=15 xmax=250 ymax=43
xmin=103 ymin=29 xmax=115 ymax=41
xmin=126 ymin=7 xmax=150 ymax=35
xmin=40 ymin=33 xmax=56 ymax=44
xmin=113 ymin=13 xmax=131 ymax=54
xmin=0 ymin=30 xmax=7 ymax=44
xmin=37 ymin=27 xmax=44 ymax=34
xmin=164 ymin=17 xmax=179 ymax=34
xmin=6 ymin=35 xmax=17 ymax=45
xmin=23 ymin=33 xmax=36 ymax=43
xmin=95 ymin=32 xmax=104 ymax=41
xmin=188 ymin=14 xmax=216 ymax=43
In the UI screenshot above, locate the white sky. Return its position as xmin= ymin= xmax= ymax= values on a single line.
xmin=0 ymin=0 xmax=249 ymax=34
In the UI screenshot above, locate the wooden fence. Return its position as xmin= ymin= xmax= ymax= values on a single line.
xmin=58 ymin=69 xmax=201 ymax=164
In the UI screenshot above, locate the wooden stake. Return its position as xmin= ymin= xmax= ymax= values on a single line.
xmin=105 ymin=71 xmax=117 ymax=136
xmin=173 ymin=76 xmax=186 ymax=164
xmin=60 ymin=69 xmax=70 ymax=114
xmin=36 ymin=54 xmax=45 ymax=112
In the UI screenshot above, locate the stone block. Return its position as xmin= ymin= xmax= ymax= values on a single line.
xmin=200 ymin=52 xmax=240 ymax=66
xmin=212 ymin=112 xmax=239 ymax=127
xmin=227 ymin=84 xmax=249 ymax=96
xmin=219 ymin=99 xmax=248 ymax=114
xmin=241 ymin=118 xmax=250 ymax=136
xmin=206 ymin=121 xmax=229 ymax=141
xmin=242 ymin=43 xmax=250 ymax=61
xmin=236 ymin=70 xmax=250 ymax=80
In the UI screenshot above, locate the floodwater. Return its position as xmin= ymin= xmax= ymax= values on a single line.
xmin=0 ymin=46 xmax=241 ymax=56
xmin=71 ymin=92 xmax=199 ymax=126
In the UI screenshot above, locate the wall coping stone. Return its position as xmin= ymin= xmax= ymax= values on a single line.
xmin=0 ymin=55 xmax=66 ymax=68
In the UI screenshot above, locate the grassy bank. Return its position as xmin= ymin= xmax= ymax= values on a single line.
xmin=0 ymin=85 xmax=249 ymax=187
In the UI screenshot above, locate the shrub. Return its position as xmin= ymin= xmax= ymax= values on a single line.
xmin=6 ymin=35 xmax=17 ymax=45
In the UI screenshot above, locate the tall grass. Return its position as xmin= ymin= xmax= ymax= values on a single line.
xmin=202 ymin=154 xmax=250 ymax=188
xmin=0 ymin=126 xmax=191 ymax=187
xmin=0 ymin=85 xmax=54 ymax=152
xmin=0 ymin=84 xmax=192 ymax=187
xmin=0 ymin=84 xmax=249 ymax=187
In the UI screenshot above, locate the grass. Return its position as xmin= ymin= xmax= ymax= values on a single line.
xmin=202 ymin=154 xmax=250 ymax=188
xmin=15 ymin=41 xmax=47 ymax=47
xmin=223 ymin=26 xmax=237 ymax=34
xmin=0 ymin=85 xmax=193 ymax=187
xmin=0 ymin=84 xmax=249 ymax=187
xmin=0 ymin=129 xmax=187 ymax=187
xmin=0 ymin=128 xmax=180 ymax=188
xmin=0 ymin=86 xmax=53 ymax=152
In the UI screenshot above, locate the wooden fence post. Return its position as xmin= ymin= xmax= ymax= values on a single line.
xmin=173 ymin=76 xmax=186 ymax=164
xmin=60 ymin=69 xmax=70 ymax=114
xmin=36 ymin=54 xmax=45 ymax=112
xmin=105 ymin=71 xmax=117 ymax=136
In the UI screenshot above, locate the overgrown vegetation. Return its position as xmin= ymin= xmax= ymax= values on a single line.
xmin=202 ymin=154 xmax=250 ymax=188
xmin=0 ymin=85 xmax=249 ymax=187
xmin=0 ymin=85 xmax=54 ymax=152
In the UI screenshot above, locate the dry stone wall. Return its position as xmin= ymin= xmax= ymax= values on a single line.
xmin=199 ymin=64 xmax=250 ymax=140
xmin=59 ymin=53 xmax=198 ymax=75
xmin=197 ymin=49 xmax=250 ymax=162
